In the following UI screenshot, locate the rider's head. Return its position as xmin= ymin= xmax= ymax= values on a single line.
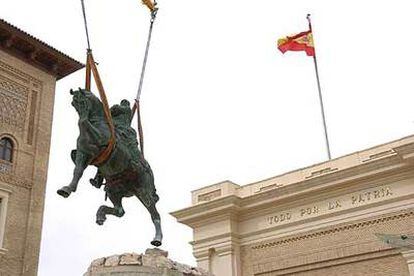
xmin=120 ymin=99 xmax=130 ymax=108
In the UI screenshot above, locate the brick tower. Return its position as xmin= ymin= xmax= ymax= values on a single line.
xmin=0 ymin=18 xmax=83 ymax=275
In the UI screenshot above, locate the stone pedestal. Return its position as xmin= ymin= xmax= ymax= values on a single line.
xmin=84 ymin=248 xmax=213 ymax=276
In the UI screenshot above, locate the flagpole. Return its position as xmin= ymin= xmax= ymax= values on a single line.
xmin=307 ymin=14 xmax=332 ymax=160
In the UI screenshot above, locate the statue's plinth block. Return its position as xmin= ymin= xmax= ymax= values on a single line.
xmin=84 ymin=248 xmax=213 ymax=276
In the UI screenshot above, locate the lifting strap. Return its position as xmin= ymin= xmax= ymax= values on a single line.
xmin=81 ymin=0 xmax=115 ymax=165
xmin=142 ymin=0 xmax=157 ymax=12
xmin=131 ymin=100 xmax=145 ymax=156
xmin=86 ymin=51 xmax=116 ymax=166
xmin=85 ymin=50 xmax=92 ymax=91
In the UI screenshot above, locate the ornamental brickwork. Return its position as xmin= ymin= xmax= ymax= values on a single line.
xmin=241 ymin=210 xmax=414 ymax=275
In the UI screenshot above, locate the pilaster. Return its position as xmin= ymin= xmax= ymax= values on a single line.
xmin=402 ymin=250 xmax=414 ymax=275
xmin=194 ymin=237 xmax=241 ymax=276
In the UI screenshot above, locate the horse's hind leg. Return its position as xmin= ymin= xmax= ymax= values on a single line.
xmin=146 ymin=202 xmax=163 ymax=247
xmin=135 ymin=192 xmax=163 ymax=247
xmin=96 ymin=193 xmax=125 ymax=225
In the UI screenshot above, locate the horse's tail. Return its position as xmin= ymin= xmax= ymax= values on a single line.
xmin=145 ymin=162 xmax=159 ymax=203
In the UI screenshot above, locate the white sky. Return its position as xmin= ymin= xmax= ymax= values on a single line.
xmin=3 ymin=0 xmax=414 ymax=275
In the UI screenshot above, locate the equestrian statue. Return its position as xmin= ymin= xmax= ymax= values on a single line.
xmin=57 ymin=88 xmax=162 ymax=247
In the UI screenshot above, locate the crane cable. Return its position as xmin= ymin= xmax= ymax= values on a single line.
xmin=131 ymin=0 xmax=158 ymax=157
xmin=80 ymin=0 xmax=91 ymax=51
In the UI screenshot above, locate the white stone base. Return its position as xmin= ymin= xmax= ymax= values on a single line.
xmin=84 ymin=248 xmax=213 ymax=276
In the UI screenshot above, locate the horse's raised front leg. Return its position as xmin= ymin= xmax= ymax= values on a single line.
xmin=96 ymin=192 xmax=125 ymax=225
xmin=57 ymin=150 xmax=89 ymax=198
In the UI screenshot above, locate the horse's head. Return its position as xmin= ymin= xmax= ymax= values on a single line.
xmin=70 ymin=88 xmax=103 ymax=119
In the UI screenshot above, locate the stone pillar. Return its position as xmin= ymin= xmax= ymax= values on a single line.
xmin=194 ymin=250 xmax=210 ymax=272
xmin=215 ymin=245 xmax=241 ymax=276
xmin=402 ymin=250 xmax=414 ymax=276
xmin=84 ymin=248 xmax=213 ymax=276
xmin=194 ymin=242 xmax=241 ymax=276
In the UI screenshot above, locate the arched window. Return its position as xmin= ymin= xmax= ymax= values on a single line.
xmin=0 ymin=138 xmax=13 ymax=162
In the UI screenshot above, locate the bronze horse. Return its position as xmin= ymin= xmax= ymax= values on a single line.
xmin=57 ymin=88 xmax=162 ymax=246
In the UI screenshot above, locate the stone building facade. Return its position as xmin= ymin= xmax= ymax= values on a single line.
xmin=0 ymin=19 xmax=82 ymax=275
xmin=172 ymin=136 xmax=414 ymax=276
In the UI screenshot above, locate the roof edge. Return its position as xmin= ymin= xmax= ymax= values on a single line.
xmin=0 ymin=18 xmax=84 ymax=80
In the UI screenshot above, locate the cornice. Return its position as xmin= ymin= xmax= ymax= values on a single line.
xmin=0 ymin=18 xmax=83 ymax=80
xmin=239 ymin=163 xmax=414 ymax=219
xmin=170 ymin=195 xmax=241 ymax=226
xmin=242 ymin=152 xmax=404 ymax=206
xmin=172 ymin=148 xmax=414 ymax=227
xmin=191 ymin=232 xmax=241 ymax=247
xmin=0 ymin=183 xmax=12 ymax=194
xmin=193 ymin=236 xmax=241 ymax=258
xmin=394 ymin=142 xmax=414 ymax=161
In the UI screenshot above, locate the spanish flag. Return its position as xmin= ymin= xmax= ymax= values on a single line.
xmin=277 ymin=30 xmax=315 ymax=56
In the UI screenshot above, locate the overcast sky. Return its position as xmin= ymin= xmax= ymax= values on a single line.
xmin=3 ymin=0 xmax=414 ymax=275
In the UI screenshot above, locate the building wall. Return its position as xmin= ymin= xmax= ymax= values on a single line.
xmin=241 ymin=209 xmax=413 ymax=275
xmin=261 ymin=255 xmax=409 ymax=276
xmin=172 ymin=136 xmax=414 ymax=276
xmin=0 ymin=49 xmax=56 ymax=276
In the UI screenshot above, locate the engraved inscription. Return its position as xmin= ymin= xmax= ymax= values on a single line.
xmin=300 ymin=206 xmax=320 ymax=217
xmin=266 ymin=186 xmax=395 ymax=226
xmin=328 ymin=200 xmax=342 ymax=210
xmin=267 ymin=213 xmax=291 ymax=225
xmin=351 ymin=187 xmax=393 ymax=205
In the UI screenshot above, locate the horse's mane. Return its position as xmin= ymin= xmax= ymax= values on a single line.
xmin=82 ymin=89 xmax=104 ymax=113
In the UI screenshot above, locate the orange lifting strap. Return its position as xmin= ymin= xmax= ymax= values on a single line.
xmin=142 ymin=0 xmax=156 ymax=12
xmin=131 ymin=100 xmax=145 ymax=156
xmin=84 ymin=50 xmax=116 ymax=166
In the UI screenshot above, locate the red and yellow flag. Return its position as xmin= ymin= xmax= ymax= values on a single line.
xmin=277 ymin=30 xmax=315 ymax=56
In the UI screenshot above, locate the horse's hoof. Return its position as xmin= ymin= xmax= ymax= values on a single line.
xmin=151 ymin=239 xmax=162 ymax=247
xmin=90 ymin=178 xmax=101 ymax=188
xmin=96 ymin=217 xmax=106 ymax=225
xmin=57 ymin=186 xmax=72 ymax=198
